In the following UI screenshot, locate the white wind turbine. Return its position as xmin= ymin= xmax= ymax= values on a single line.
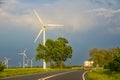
xmin=4 ymin=57 xmax=10 ymax=68
xmin=19 ymin=61 xmax=22 ymax=68
xmin=33 ymin=10 xmax=64 ymax=69
xmin=27 ymin=58 xmax=34 ymax=68
xmin=19 ymin=49 xmax=27 ymax=68
xmin=30 ymin=58 xmax=33 ymax=68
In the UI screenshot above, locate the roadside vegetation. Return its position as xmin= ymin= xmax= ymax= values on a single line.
xmin=0 ymin=66 xmax=83 ymax=78
xmin=87 ymin=47 xmax=120 ymax=80
xmin=0 ymin=68 xmax=45 ymax=78
xmin=0 ymin=61 xmax=6 ymax=72
xmin=87 ymin=69 xmax=120 ymax=80
xmin=0 ymin=67 xmax=82 ymax=78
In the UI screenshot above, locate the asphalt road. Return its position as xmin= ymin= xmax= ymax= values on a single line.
xmin=0 ymin=70 xmax=86 ymax=80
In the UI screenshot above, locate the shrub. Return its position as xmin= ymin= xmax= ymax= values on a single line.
xmin=0 ymin=61 xmax=6 ymax=72
xmin=109 ymin=48 xmax=120 ymax=72
xmin=109 ymin=58 xmax=120 ymax=72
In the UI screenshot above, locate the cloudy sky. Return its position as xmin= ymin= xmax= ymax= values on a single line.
xmin=0 ymin=0 xmax=120 ymax=67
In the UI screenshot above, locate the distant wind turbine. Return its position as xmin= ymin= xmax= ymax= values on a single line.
xmin=19 ymin=49 xmax=27 ymax=68
xmin=30 ymin=58 xmax=33 ymax=68
xmin=27 ymin=58 xmax=33 ymax=68
xmin=19 ymin=61 xmax=22 ymax=68
xmin=33 ymin=10 xmax=64 ymax=69
xmin=4 ymin=57 xmax=10 ymax=68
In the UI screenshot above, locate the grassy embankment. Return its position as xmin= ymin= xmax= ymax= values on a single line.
xmin=0 ymin=67 xmax=82 ymax=78
xmin=87 ymin=68 xmax=120 ymax=80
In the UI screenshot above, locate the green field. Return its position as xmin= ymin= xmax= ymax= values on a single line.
xmin=0 ymin=68 xmax=62 ymax=78
xmin=0 ymin=67 xmax=82 ymax=78
xmin=87 ymin=69 xmax=120 ymax=80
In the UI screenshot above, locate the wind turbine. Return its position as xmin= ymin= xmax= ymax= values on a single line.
xmin=19 ymin=49 xmax=27 ymax=68
xmin=30 ymin=58 xmax=33 ymax=68
xmin=33 ymin=10 xmax=64 ymax=69
xmin=27 ymin=57 xmax=33 ymax=68
xmin=19 ymin=61 xmax=22 ymax=68
xmin=4 ymin=57 xmax=10 ymax=68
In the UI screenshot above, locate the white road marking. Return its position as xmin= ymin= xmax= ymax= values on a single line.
xmin=38 ymin=70 xmax=76 ymax=80
xmin=82 ymin=71 xmax=88 ymax=80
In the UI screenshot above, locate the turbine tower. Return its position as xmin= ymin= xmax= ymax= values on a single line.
xmin=30 ymin=58 xmax=33 ymax=68
xmin=33 ymin=10 xmax=64 ymax=69
xmin=19 ymin=49 xmax=27 ymax=68
xmin=27 ymin=58 xmax=33 ymax=68
xmin=19 ymin=61 xmax=22 ymax=68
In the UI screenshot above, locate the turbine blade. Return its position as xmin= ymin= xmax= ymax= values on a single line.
xmin=47 ymin=24 xmax=64 ymax=26
xmin=19 ymin=53 xmax=23 ymax=55
xmin=34 ymin=28 xmax=44 ymax=43
xmin=33 ymin=10 xmax=44 ymax=26
xmin=23 ymin=49 xmax=27 ymax=57
xmin=24 ymin=49 xmax=27 ymax=53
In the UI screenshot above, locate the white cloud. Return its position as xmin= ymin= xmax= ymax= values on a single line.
xmin=37 ymin=0 xmax=99 ymax=32
xmin=0 ymin=9 xmax=33 ymax=26
xmin=86 ymin=7 xmax=120 ymax=34
xmin=0 ymin=0 xmax=120 ymax=33
xmin=87 ymin=8 xmax=120 ymax=18
xmin=0 ymin=0 xmax=96 ymax=32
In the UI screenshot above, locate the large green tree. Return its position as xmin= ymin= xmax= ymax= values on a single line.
xmin=35 ymin=37 xmax=73 ymax=69
xmin=53 ymin=37 xmax=72 ymax=68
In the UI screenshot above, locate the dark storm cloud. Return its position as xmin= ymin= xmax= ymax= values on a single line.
xmin=0 ymin=0 xmax=3 ymax=7
xmin=0 ymin=0 xmax=8 ymax=8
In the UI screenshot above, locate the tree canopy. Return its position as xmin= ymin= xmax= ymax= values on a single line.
xmin=35 ymin=37 xmax=73 ymax=68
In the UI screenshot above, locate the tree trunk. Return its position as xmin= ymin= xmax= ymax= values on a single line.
xmin=60 ymin=60 xmax=62 ymax=69
xmin=50 ymin=59 xmax=52 ymax=68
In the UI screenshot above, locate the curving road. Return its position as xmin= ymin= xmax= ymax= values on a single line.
xmin=0 ymin=70 xmax=86 ymax=80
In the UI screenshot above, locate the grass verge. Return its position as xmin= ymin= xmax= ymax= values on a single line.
xmin=0 ymin=68 xmax=63 ymax=78
xmin=87 ymin=68 xmax=120 ymax=80
xmin=0 ymin=67 xmax=82 ymax=78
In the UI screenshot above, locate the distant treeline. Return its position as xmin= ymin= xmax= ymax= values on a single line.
xmin=88 ymin=47 xmax=120 ymax=72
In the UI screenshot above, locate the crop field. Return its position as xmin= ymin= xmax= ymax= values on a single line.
xmin=87 ymin=69 xmax=120 ymax=80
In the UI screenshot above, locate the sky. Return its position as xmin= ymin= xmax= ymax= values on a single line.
xmin=0 ymin=0 xmax=120 ymax=67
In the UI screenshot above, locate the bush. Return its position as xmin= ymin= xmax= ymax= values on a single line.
xmin=109 ymin=58 xmax=120 ymax=72
xmin=0 ymin=61 xmax=6 ymax=72
xmin=109 ymin=48 xmax=120 ymax=72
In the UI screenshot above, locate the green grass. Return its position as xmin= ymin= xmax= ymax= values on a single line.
xmin=0 ymin=67 xmax=81 ymax=78
xmin=0 ymin=68 xmax=65 ymax=78
xmin=87 ymin=68 xmax=120 ymax=80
